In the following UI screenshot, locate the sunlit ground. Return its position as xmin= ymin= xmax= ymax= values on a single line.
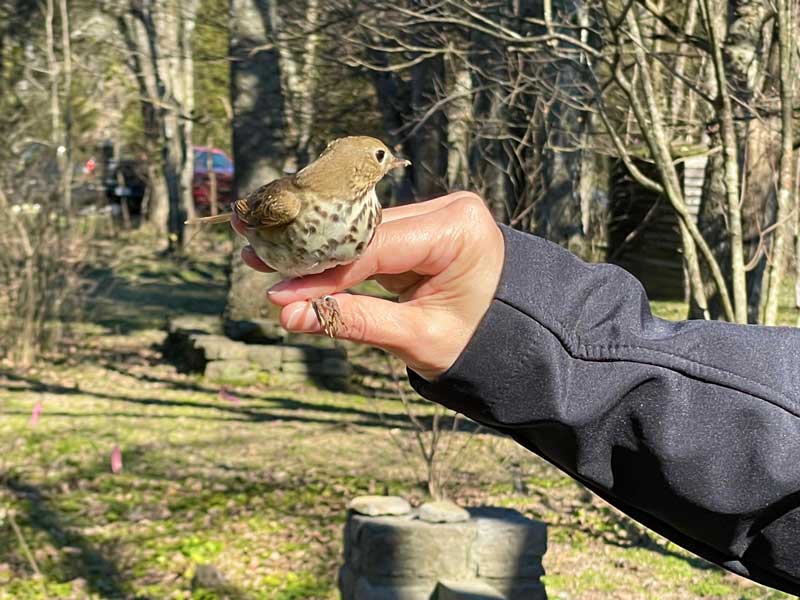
xmin=0 ymin=234 xmax=796 ymax=599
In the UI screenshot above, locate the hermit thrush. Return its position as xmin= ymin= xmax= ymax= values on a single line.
xmin=188 ymin=136 xmax=410 ymax=337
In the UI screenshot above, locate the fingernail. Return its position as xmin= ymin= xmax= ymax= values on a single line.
xmin=267 ymin=279 xmax=297 ymax=301
xmin=285 ymin=305 xmax=318 ymax=331
xmin=268 ymin=279 xmax=294 ymax=293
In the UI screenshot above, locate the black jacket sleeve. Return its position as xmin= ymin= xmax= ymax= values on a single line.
xmin=408 ymin=225 xmax=800 ymax=595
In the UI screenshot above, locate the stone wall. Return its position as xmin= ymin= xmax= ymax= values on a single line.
xmin=163 ymin=315 xmax=350 ymax=388
xmin=340 ymin=497 xmax=547 ymax=600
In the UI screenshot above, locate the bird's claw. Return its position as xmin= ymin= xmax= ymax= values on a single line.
xmin=311 ymin=295 xmax=344 ymax=338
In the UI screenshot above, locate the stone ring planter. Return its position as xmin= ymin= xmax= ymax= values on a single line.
xmin=340 ymin=496 xmax=548 ymax=600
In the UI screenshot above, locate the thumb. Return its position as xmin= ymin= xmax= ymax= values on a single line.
xmin=280 ymin=293 xmax=418 ymax=355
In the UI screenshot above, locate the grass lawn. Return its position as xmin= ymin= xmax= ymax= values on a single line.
xmin=0 ymin=230 xmax=796 ymax=599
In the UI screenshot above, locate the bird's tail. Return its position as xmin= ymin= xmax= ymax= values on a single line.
xmin=184 ymin=212 xmax=233 ymax=226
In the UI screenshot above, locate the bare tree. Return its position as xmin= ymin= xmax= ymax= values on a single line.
xmin=116 ymin=0 xmax=199 ymax=251
xmin=44 ymin=0 xmax=74 ymax=212
xmin=380 ymin=355 xmax=481 ymax=500
xmin=58 ymin=0 xmax=73 ymax=214
xmin=225 ymin=0 xmax=323 ymax=325
xmin=597 ymin=1 xmax=724 ymax=318
xmin=763 ymin=0 xmax=796 ymax=324
xmin=334 ymin=0 xmax=799 ymax=325
xmin=218 ymin=0 xmax=798 ymax=325
xmin=796 ymin=155 xmax=800 ymax=326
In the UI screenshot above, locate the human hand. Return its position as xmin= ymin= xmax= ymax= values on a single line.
xmin=232 ymin=192 xmax=505 ymax=381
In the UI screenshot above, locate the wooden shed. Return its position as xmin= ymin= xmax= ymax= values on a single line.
xmin=606 ymin=155 xmax=707 ymax=300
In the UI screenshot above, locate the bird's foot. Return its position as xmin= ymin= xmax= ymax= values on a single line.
xmin=311 ymin=295 xmax=344 ymax=338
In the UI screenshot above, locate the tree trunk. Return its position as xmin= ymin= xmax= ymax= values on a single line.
xmin=45 ymin=0 xmax=64 ymax=209
xmin=117 ymin=0 xmax=198 ymax=251
xmin=225 ymin=0 xmax=288 ymax=324
xmin=469 ymin=23 xmax=514 ymax=223
xmin=365 ymin=47 xmax=415 ymax=204
xmin=795 ymin=153 xmax=800 ymax=326
xmin=147 ymin=162 xmax=169 ymax=235
xmin=668 ymin=0 xmax=700 ymax=138
xmin=207 ymin=135 xmax=219 ymax=216
xmin=409 ymin=55 xmax=449 ymax=199
xmin=578 ymin=114 xmax=611 ymax=262
xmin=696 ymin=136 xmax=732 ymax=319
xmin=264 ymin=0 xmax=319 ymax=171
xmin=446 ymin=62 xmax=471 ymax=191
xmin=58 ymin=0 xmax=72 ymax=214
xmin=763 ymin=0 xmax=796 ymax=325
xmin=534 ymin=0 xmax=603 ymax=257
xmin=697 ymin=0 xmax=775 ymax=322
xmin=177 ymin=0 xmax=199 ymax=241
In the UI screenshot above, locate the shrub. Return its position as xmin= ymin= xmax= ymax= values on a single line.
xmin=0 ymin=189 xmax=95 ymax=365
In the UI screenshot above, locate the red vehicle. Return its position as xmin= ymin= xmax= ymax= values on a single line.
xmin=192 ymin=147 xmax=234 ymax=211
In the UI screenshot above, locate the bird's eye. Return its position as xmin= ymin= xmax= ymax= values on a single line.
xmin=375 ymin=149 xmax=386 ymax=163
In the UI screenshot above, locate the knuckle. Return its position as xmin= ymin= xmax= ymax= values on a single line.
xmin=462 ymin=191 xmax=487 ymax=209
xmin=344 ymin=302 xmax=371 ymax=343
xmin=448 ymin=193 xmax=490 ymax=224
xmin=443 ymin=193 xmax=494 ymax=244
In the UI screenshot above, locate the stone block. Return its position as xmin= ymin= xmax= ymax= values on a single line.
xmin=354 ymin=576 xmax=435 ymax=600
xmin=348 ymin=514 xmax=475 ymax=580
xmin=479 ymin=579 xmax=547 ymax=600
xmin=419 ymin=501 xmax=470 ymax=524
xmin=284 ymin=331 xmax=344 ymax=348
xmin=320 ymin=357 xmax=352 ymax=377
xmin=204 ymin=360 xmax=260 ymax=384
xmin=349 ymin=496 xmax=412 ymax=517
xmin=281 ymin=360 xmax=323 ymax=375
xmin=324 ymin=376 xmax=350 ymax=391
xmin=245 ymin=345 xmax=284 ymax=370
xmin=281 ymin=356 xmax=351 ymax=378
xmin=321 ymin=345 xmax=348 ymax=359
xmin=224 ymin=255 xmax=281 ymax=322
xmin=280 ymin=345 xmax=322 ymax=363
xmin=191 ymin=335 xmax=249 ymax=361
xmin=272 ymin=372 xmax=311 ymax=385
xmin=168 ymin=315 xmax=223 ymax=336
xmin=339 ymin=565 xmax=358 ymax=600
xmin=163 ymin=316 xmax=224 ymax=370
xmin=469 ymin=508 xmax=547 ymax=580
xmin=434 ymin=580 xmax=504 ymax=600
xmin=224 ymin=318 xmax=286 ymax=344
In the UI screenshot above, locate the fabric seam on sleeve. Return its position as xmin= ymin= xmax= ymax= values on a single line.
xmin=495 ymin=298 xmax=800 ymax=419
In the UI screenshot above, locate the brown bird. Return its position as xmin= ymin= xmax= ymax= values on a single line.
xmin=187 ymin=136 xmax=410 ymax=337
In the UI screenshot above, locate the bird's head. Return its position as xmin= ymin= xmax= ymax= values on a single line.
xmin=295 ymin=136 xmax=410 ymax=198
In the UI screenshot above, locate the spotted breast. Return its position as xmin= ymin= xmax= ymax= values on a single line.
xmin=244 ymin=187 xmax=382 ymax=278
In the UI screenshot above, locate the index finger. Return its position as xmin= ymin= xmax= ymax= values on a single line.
xmin=381 ymin=191 xmax=476 ymax=224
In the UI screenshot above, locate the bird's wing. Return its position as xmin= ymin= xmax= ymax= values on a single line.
xmin=235 ymin=180 xmax=301 ymax=228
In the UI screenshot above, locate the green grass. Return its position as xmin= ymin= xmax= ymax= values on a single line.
xmin=650 ymin=279 xmax=798 ymax=325
xmin=650 ymin=299 xmax=689 ymax=321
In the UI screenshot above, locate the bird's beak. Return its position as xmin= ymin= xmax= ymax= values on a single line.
xmin=390 ymin=157 xmax=411 ymax=170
